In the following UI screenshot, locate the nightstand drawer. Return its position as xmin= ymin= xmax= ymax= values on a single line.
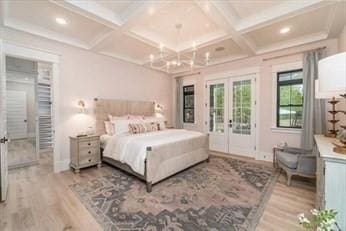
xmin=79 ymin=148 xmax=99 ymax=158
xmin=79 ymin=140 xmax=99 ymax=149
xmin=80 ymin=155 xmax=99 ymax=165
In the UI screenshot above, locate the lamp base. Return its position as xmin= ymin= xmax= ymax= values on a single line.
xmin=333 ymin=140 xmax=346 ymax=155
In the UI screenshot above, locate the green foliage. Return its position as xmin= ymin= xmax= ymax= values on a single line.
xmin=298 ymin=209 xmax=339 ymax=231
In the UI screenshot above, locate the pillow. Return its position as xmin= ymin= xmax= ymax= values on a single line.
xmin=144 ymin=116 xmax=166 ymax=130
xmin=129 ymin=122 xmax=159 ymax=134
xmin=111 ymin=119 xmax=143 ymax=135
xmin=104 ymin=121 xmax=114 ymax=135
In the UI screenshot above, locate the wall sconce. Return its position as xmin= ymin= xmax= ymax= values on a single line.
xmin=154 ymin=103 xmax=164 ymax=118
xmin=78 ymin=100 xmax=86 ymax=113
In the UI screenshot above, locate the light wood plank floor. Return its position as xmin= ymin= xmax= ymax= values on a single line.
xmin=0 ymin=153 xmax=315 ymax=231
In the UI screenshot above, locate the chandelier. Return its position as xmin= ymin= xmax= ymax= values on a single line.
xmin=149 ymin=23 xmax=210 ymax=73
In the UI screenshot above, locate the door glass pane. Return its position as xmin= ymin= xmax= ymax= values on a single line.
xmin=209 ymin=83 xmax=224 ymax=133
xmin=232 ymin=80 xmax=252 ymax=135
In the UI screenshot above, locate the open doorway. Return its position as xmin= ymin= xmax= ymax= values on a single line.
xmin=6 ymin=56 xmax=53 ymax=169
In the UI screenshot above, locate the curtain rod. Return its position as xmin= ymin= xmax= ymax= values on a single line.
xmin=262 ymin=46 xmax=327 ymax=61
xmin=174 ymin=71 xmax=201 ymax=79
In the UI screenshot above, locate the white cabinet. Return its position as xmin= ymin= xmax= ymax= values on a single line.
xmin=315 ymin=135 xmax=346 ymax=230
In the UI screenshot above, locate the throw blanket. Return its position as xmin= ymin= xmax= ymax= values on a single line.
xmin=103 ymin=129 xmax=203 ymax=175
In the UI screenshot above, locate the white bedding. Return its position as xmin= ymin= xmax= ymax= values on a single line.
xmin=103 ymin=129 xmax=203 ymax=175
xmin=100 ymin=134 xmax=112 ymax=149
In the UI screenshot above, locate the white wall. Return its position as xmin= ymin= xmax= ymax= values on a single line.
xmin=173 ymin=39 xmax=339 ymax=161
xmin=0 ymin=27 xmax=172 ymax=171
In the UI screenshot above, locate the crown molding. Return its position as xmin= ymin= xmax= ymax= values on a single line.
xmin=4 ymin=18 xmax=91 ymax=49
xmin=256 ymin=32 xmax=328 ymax=54
xmin=50 ymin=0 xmax=121 ymax=29
xmin=236 ymin=0 xmax=335 ymax=34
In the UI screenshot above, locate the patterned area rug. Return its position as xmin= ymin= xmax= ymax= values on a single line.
xmin=70 ymin=156 xmax=278 ymax=231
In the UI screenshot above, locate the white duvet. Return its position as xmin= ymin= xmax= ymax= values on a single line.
xmin=103 ymin=129 xmax=203 ymax=175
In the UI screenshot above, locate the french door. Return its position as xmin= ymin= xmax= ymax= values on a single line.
xmin=206 ymin=79 xmax=228 ymax=153
xmin=228 ymin=75 xmax=256 ymax=157
xmin=0 ymin=40 xmax=9 ymax=201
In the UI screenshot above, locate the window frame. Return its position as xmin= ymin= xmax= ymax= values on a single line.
xmin=183 ymin=84 xmax=195 ymax=124
xmin=276 ymin=69 xmax=303 ymax=129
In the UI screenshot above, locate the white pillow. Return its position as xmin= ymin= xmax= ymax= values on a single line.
xmin=104 ymin=121 xmax=114 ymax=135
xmin=144 ymin=116 xmax=166 ymax=130
xmin=111 ymin=118 xmax=143 ymax=135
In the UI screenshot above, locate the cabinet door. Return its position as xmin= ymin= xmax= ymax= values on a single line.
xmin=325 ymin=161 xmax=346 ymax=230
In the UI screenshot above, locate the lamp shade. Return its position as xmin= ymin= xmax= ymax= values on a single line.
xmin=317 ymin=52 xmax=346 ymax=99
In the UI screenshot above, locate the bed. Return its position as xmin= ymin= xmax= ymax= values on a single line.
xmin=94 ymin=98 xmax=209 ymax=192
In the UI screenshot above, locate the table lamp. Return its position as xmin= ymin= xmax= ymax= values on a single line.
xmin=317 ymin=52 xmax=346 ymax=154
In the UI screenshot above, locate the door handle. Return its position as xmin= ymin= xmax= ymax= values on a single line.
xmin=24 ymin=119 xmax=27 ymax=123
xmin=0 ymin=137 xmax=8 ymax=144
xmin=229 ymin=120 xmax=233 ymax=128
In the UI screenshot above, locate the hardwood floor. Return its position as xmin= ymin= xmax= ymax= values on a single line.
xmin=0 ymin=153 xmax=315 ymax=231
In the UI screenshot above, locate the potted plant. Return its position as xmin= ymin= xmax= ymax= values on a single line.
xmin=298 ymin=209 xmax=340 ymax=231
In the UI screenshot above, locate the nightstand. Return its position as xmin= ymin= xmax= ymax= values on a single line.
xmin=70 ymin=135 xmax=101 ymax=173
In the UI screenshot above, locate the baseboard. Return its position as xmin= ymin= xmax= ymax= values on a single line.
xmin=256 ymin=152 xmax=273 ymax=162
xmin=54 ymin=159 xmax=70 ymax=173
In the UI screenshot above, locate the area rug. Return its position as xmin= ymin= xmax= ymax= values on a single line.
xmin=70 ymin=156 xmax=278 ymax=231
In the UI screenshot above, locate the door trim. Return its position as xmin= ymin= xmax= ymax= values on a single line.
xmin=3 ymin=42 xmax=61 ymax=173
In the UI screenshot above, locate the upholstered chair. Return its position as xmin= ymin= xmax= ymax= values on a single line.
xmin=276 ymin=146 xmax=316 ymax=186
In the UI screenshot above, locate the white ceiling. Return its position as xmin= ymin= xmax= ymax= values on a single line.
xmin=1 ymin=0 xmax=345 ymax=73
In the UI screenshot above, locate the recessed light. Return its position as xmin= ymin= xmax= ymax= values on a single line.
xmin=280 ymin=27 xmax=290 ymax=34
xmin=55 ymin=17 xmax=67 ymax=25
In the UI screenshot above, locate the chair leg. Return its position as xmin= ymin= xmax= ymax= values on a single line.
xmin=146 ymin=182 xmax=152 ymax=193
xmin=287 ymin=173 xmax=292 ymax=186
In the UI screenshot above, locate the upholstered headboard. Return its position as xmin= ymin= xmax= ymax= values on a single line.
xmin=94 ymin=98 xmax=155 ymax=135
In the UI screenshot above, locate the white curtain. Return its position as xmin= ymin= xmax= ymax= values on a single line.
xmin=301 ymin=49 xmax=326 ymax=150
xmin=175 ymin=78 xmax=184 ymax=129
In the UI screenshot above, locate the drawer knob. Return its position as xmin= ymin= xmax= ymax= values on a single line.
xmin=88 ymin=159 xmax=91 ymax=162
xmin=88 ymin=143 xmax=91 ymax=145
xmin=88 ymin=151 xmax=91 ymax=154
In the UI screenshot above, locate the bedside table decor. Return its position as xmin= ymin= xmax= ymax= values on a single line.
xmin=70 ymin=135 xmax=101 ymax=173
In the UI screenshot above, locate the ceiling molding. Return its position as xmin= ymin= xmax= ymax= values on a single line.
xmin=324 ymin=4 xmax=338 ymax=38
xmin=50 ymin=0 xmax=121 ymax=29
xmin=256 ymin=32 xmax=328 ymax=54
xmin=98 ymin=51 xmax=144 ymax=65
xmin=236 ymin=0 xmax=335 ymax=34
xmin=209 ymin=0 xmax=256 ymax=55
xmin=88 ymin=29 xmax=115 ymax=50
xmin=4 ymin=18 xmax=91 ymax=49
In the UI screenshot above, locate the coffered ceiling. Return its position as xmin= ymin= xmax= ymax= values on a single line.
xmin=1 ymin=0 xmax=345 ymax=73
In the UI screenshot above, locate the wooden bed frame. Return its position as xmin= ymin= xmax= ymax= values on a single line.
xmin=95 ymin=98 xmax=209 ymax=192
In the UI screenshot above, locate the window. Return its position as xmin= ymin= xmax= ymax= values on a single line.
xmin=277 ymin=69 xmax=303 ymax=128
xmin=209 ymin=83 xmax=224 ymax=133
xmin=183 ymin=85 xmax=195 ymax=123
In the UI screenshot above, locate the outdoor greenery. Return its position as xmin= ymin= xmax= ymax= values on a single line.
xmin=278 ymin=70 xmax=303 ymax=128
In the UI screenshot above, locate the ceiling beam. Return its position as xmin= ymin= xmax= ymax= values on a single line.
xmin=207 ymin=0 xmax=256 ymax=55
xmin=49 ymin=0 xmax=122 ymax=29
xmin=236 ymin=0 xmax=336 ymax=34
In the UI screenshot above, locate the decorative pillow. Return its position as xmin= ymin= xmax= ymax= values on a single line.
xmin=111 ymin=119 xmax=143 ymax=135
xmin=104 ymin=121 xmax=114 ymax=135
xmin=128 ymin=123 xmax=146 ymax=134
xmin=129 ymin=122 xmax=159 ymax=134
xmin=144 ymin=116 xmax=166 ymax=130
